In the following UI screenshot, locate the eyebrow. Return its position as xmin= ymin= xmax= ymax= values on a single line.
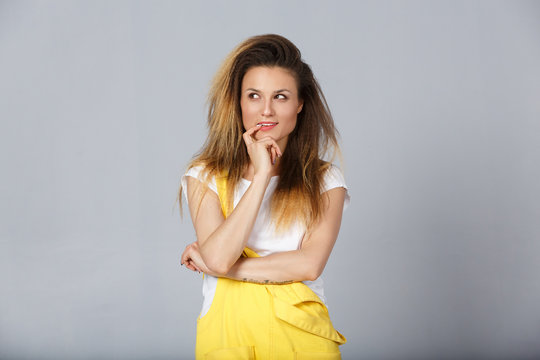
xmin=244 ymin=88 xmax=293 ymax=94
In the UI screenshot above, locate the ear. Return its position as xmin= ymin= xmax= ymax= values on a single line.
xmin=297 ymin=100 xmax=304 ymax=114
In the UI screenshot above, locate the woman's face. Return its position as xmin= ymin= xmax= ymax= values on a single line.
xmin=240 ymin=66 xmax=303 ymax=152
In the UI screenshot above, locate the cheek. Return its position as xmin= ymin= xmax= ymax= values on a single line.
xmin=281 ymin=106 xmax=299 ymax=129
xmin=240 ymin=101 xmax=255 ymax=126
xmin=285 ymin=119 xmax=297 ymax=134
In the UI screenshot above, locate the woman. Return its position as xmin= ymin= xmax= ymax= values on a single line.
xmin=179 ymin=34 xmax=349 ymax=359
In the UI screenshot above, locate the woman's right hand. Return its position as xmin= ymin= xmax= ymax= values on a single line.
xmin=243 ymin=125 xmax=283 ymax=177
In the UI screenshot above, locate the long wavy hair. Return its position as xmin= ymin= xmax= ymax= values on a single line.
xmin=179 ymin=34 xmax=341 ymax=232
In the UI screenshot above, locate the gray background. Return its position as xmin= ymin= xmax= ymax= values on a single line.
xmin=1 ymin=0 xmax=539 ymax=359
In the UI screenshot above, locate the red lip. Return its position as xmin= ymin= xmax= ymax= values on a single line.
xmin=257 ymin=122 xmax=278 ymax=131
xmin=259 ymin=123 xmax=277 ymax=131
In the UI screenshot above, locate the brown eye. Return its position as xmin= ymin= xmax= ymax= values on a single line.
xmin=275 ymin=94 xmax=287 ymax=100
xmin=248 ymin=93 xmax=260 ymax=99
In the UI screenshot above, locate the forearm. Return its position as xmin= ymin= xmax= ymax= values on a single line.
xmin=198 ymin=174 xmax=271 ymax=274
xmin=224 ymin=249 xmax=319 ymax=284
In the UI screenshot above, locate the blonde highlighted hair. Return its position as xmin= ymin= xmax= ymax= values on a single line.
xmin=179 ymin=34 xmax=341 ymax=231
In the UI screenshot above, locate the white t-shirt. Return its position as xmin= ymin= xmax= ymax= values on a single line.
xmin=181 ymin=164 xmax=350 ymax=317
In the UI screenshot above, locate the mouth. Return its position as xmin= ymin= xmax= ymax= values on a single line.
xmin=257 ymin=122 xmax=278 ymax=131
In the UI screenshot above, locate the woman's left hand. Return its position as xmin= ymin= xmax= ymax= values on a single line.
xmin=181 ymin=241 xmax=215 ymax=275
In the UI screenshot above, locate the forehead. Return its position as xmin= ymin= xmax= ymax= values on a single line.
xmin=241 ymin=66 xmax=298 ymax=91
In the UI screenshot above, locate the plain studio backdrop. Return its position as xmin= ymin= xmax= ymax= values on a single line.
xmin=1 ymin=1 xmax=539 ymax=359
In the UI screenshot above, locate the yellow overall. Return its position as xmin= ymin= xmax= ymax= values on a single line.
xmin=194 ymin=176 xmax=346 ymax=359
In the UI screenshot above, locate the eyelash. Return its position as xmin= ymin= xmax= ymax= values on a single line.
xmin=248 ymin=93 xmax=287 ymax=100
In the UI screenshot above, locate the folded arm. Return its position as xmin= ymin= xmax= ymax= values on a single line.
xmin=223 ymin=187 xmax=347 ymax=283
xmin=182 ymin=185 xmax=347 ymax=283
xmin=184 ymin=173 xmax=271 ymax=275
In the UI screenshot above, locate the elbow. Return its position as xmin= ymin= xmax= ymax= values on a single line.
xmin=299 ymin=253 xmax=326 ymax=281
xmin=197 ymin=242 xmax=234 ymax=276
xmin=204 ymin=257 xmax=233 ymax=277
xmin=303 ymin=265 xmax=323 ymax=282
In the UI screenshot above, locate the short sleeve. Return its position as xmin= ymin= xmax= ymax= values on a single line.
xmin=181 ymin=165 xmax=219 ymax=206
xmin=321 ymin=165 xmax=350 ymax=211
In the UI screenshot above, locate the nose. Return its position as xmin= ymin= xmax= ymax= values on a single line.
xmin=262 ymin=98 xmax=274 ymax=117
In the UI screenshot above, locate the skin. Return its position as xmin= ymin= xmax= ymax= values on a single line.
xmin=181 ymin=66 xmax=346 ymax=283
xmin=240 ymin=66 xmax=303 ymax=177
